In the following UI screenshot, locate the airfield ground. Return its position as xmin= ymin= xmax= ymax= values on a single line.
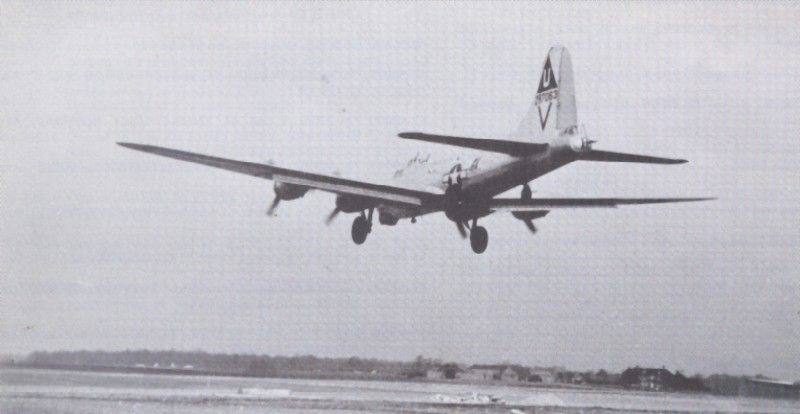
xmin=2 ymin=367 xmax=798 ymax=413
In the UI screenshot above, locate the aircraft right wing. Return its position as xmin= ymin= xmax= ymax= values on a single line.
xmin=489 ymin=197 xmax=715 ymax=210
xmin=117 ymin=143 xmax=441 ymax=208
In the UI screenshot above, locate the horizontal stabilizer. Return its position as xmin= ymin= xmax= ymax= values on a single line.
xmin=491 ymin=197 xmax=714 ymax=211
xmin=398 ymin=132 xmax=548 ymax=156
xmin=578 ymin=150 xmax=687 ymax=164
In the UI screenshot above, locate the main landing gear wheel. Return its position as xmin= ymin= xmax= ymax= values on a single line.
xmin=351 ymin=213 xmax=371 ymax=245
xmin=470 ymin=225 xmax=488 ymax=254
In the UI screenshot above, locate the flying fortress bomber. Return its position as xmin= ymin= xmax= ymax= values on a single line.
xmin=119 ymin=46 xmax=712 ymax=254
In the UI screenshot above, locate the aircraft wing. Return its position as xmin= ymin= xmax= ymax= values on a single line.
xmin=398 ymin=132 xmax=549 ymax=156
xmin=117 ymin=142 xmax=440 ymax=207
xmin=489 ymin=197 xmax=714 ymax=210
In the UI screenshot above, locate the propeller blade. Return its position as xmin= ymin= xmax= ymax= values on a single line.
xmin=325 ymin=208 xmax=341 ymax=225
xmin=523 ymin=219 xmax=537 ymax=234
xmin=455 ymin=221 xmax=468 ymax=239
xmin=266 ymin=198 xmax=280 ymax=216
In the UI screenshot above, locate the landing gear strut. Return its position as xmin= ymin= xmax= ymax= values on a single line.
xmin=469 ymin=219 xmax=488 ymax=254
xmin=350 ymin=209 xmax=373 ymax=245
xmin=443 ymin=177 xmax=490 ymax=253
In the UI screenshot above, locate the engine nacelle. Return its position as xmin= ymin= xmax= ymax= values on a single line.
xmin=335 ymin=194 xmax=375 ymax=213
xmin=442 ymin=184 xmax=491 ymax=223
xmin=378 ymin=210 xmax=399 ymax=226
xmin=273 ymin=181 xmax=309 ymax=201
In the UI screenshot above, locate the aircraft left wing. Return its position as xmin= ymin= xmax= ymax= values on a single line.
xmin=117 ymin=142 xmax=440 ymax=207
xmin=489 ymin=197 xmax=714 ymax=210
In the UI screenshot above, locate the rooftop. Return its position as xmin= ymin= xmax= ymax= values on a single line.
xmin=746 ymin=378 xmax=798 ymax=386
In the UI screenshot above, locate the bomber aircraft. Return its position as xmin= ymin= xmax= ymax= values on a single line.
xmin=119 ymin=46 xmax=712 ymax=254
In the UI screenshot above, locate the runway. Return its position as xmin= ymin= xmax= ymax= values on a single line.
xmin=2 ymin=368 xmax=798 ymax=413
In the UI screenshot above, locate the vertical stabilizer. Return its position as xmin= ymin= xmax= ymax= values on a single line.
xmin=510 ymin=46 xmax=578 ymax=142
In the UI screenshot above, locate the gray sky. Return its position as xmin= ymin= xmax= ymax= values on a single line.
xmin=2 ymin=2 xmax=798 ymax=379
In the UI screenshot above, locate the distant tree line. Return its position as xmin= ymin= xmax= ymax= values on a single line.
xmin=19 ymin=350 xmax=783 ymax=396
xmin=24 ymin=350 xmax=418 ymax=378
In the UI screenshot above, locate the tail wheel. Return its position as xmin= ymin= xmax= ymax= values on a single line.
xmin=351 ymin=215 xmax=370 ymax=245
xmin=470 ymin=226 xmax=488 ymax=254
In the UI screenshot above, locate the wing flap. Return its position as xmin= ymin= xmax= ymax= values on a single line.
xmin=273 ymin=174 xmax=423 ymax=206
xmin=578 ymin=150 xmax=687 ymax=164
xmin=398 ymin=132 xmax=549 ymax=156
xmin=117 ymin=142 xmax=438 ymax=207
xmin=490 ymin=197 xmax=714 ymax=211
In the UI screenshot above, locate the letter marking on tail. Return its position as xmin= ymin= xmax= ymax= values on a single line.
xmin=537 ymin=102 xmax=552 ymax=130
xmin=542 ymin=68 xmax=551 ymax=88
xmin=537 ymin=56 xmax=558 ymax=94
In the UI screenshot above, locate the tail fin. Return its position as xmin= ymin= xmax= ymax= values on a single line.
xmin=510 ymin=46 xmax=578 ymax=142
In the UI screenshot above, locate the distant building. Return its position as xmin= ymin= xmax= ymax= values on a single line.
xmin=466 ymin=365 xmax=530 ymax=382
xmin=584 ymin=369 xmax=613 ymax=385
xmin=500 ymin=366 xmax=520 ymax=382
xmin=426 ymin=368 xmax=445 ymax=380
xmin=620 ymin=367 xmax=671 ymax=391
xmin=739 ymin=378 xmax=800 ymax=399
xmin=642 ymin=368 xmax=668 ymax=391
xmin=459 ymin=369 xmax=491 ymax=381
xmin=468 ymin=365 xmax=504 ymax=380
xmin=620 ymin=367 xmax=708 ymax=392
xmin=529 ymin=369 xmax=556 ymax=384
xmin=556 ymin=371 xmax=587 ymax=385
xmin=426 ymin=363 xmax=463 ymax=380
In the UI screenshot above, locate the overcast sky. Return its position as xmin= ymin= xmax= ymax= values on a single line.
xmin=2 ymin=3 xmax=798 ymax=379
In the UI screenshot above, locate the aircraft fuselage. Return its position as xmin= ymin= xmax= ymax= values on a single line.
xmin=381 ymin=136 xmax=579 ymax=221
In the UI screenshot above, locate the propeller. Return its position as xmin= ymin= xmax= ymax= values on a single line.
xmin=266 ymin=198 xmax=280 ymax=216
xmin=325 ymin=208 xmax=341 ymax=225
xmin=522 ymin=219 xmax=537 ymax=234
xmin=512 ymin=211 xmax=548 ymax=234
xmin=455 ymin=220 xmax=468 ymax=239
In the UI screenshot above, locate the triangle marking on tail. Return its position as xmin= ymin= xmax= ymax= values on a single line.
xmin=537 ymin=56 xmax=558 ymax=93
xmin=534 ymin=56 xmax=560 ymax=130
xmin=537 ymin=102 xmax=552 ymax=130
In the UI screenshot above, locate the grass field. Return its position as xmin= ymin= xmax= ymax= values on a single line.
xmin=2 ymin=367 xmax=798 ymax=413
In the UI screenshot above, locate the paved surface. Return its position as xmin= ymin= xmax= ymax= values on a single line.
xmin=2 ymin=368 xmax=798 ymax=413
